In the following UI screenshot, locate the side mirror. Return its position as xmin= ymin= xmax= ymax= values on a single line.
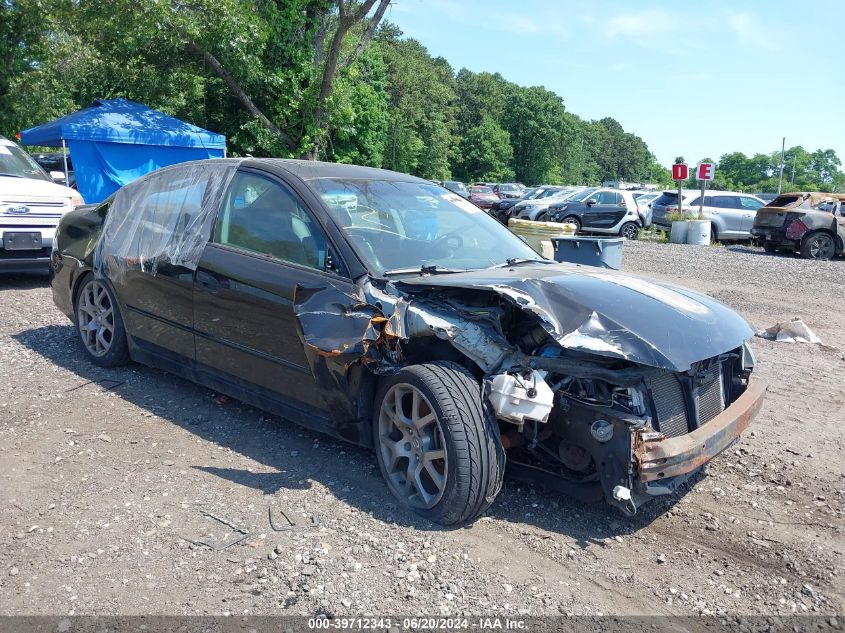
xmin=50 ymin=170 xmax=66 ymax=183
xmin=586 ymin=198 xmax=597 ymax=206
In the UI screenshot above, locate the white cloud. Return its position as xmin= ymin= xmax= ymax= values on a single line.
xmin=605 ymin=10 xmax=675 ymax=39
xmin=726 ymin=11 xmax=775 ymax=51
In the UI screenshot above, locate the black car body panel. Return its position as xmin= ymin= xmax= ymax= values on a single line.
xmin=396 ymin=265 xmax=753 ymax=373
xmin=51 ymin=158 xmax=764 ymax=517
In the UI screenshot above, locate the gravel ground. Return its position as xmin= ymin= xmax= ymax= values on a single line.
xmin=0 ymin=241 xmax=843 ymax=619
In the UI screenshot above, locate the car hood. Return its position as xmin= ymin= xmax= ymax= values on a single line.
xmin=0 ymin=175 xmax=78 ymax=199
xmin=396 ymin=263 xmax=753 ymax=372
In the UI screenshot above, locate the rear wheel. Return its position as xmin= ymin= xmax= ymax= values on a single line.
xmin=800 ymin=232 xmax=836 ymax=260
xmin=74 ymin=275 xmax=130 ymax=367
xmin=536 ymin=212 xmax=548 ymax=222
xmin=373 ymin=361 xmax=505 ymax=526
xmin=619 ymin=222 xmax=639 ymax=240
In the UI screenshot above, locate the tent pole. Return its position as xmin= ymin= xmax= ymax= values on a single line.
xmin=61 ymin=138 xmax=69 ymax=184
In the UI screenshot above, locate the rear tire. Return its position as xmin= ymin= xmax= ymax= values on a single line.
xmin=74 ymin=274 xmax=130 ymax=367
xmin=619 ymin=222 xmax=639 ymax=240
xmin=800 ymin=232 xmax=836 ymax=260
xmin=373 ymin=361 xmax=505 ymax=526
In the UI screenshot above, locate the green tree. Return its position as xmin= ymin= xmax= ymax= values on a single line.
xmin=456 ymin=116 xmax=513 ymax=182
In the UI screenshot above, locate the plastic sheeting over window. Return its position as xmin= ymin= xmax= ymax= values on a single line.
xmin=94 ymin=160 xmax=241 ymax=281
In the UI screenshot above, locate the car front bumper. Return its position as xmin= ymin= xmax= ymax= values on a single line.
xmin=0 ymin=247 xmax=53 ymax=274
xmin=634 ymin=380 xmax=766 ymax=484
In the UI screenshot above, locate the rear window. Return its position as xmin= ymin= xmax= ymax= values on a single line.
xmin=653 ymin=192 xmax=679 ymax=206
xmin=766 ymin=195 xmax=811 ymax=209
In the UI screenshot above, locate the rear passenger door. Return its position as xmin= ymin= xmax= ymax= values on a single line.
xmin=192 ymin=168 xmax=349 ymax=420
xmin=711 ymin=195 xmax=745 ymax=238
xmin=108 ymin=167 xmax=216 ymax=361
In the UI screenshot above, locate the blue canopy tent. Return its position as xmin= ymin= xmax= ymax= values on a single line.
xmin=20 ymin=98 xmax=226 ymax=203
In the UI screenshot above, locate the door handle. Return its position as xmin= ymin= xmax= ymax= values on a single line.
xmin=196 ymin=271 xmax=224 ymax=293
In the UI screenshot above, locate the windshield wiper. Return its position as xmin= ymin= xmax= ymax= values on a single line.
xmin=382 ymin=264 xmax=466 ymax=277
xmin=493 ymin=257 xmax=556 ymax=268
xmin=0 ymin=173 xmax=24 ymax=178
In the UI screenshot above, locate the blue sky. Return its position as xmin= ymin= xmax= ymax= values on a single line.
xmin=385 ymin=0 xmax=844 ymax=167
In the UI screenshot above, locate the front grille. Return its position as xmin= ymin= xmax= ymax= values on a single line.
xmin=647 ymin=372 xmax=689 ymax=437
xmin=2 ymin=197 xmax=66 ymax=207
xmin=698 ymin=363 xmax=725 ymax=424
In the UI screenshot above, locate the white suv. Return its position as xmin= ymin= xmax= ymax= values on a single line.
xmin=651 ymin=190 xmax=765 ymax=241
xmin=0 ymin=136 xmax=83 ymax=273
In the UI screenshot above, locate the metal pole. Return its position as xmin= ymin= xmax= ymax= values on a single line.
xmin=61 ymin=138 xmax=69 ymax=184
xmin=777 ymin=136 xmax=785 ymax=194
xmin=790 ymin=153 xmax=796 ymax=187
xmin=677 ymin=167 xmax=683 ymax=222
xmin=699 ymin=178 xmax=707 ymax=218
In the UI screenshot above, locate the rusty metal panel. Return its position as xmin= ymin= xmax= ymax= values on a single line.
xmin=635 ymin=381 xmax=766 ymax=482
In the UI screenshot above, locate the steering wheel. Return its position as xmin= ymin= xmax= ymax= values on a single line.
xmin=435 ymin=233 xmax=464 ymax=253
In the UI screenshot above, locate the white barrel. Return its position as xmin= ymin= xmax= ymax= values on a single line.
xmin=687 ymin=220 xmax=712 ymax=245
xmin=669 ymin=221 xmax=688 ymax=244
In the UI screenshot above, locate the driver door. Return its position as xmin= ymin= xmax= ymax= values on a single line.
xmin=583 ymin=190 xmax=627 ymax=229
xmin=192 ymin=168 xmax=349 ymax=418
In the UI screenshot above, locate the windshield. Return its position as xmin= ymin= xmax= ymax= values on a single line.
xmin=470 ymin=186 xmax=494 ymax=194
xmin=499 ymin=184 xmax=519 ymax=192
xmin=0 ymin=139 xmax=51 ymax=181
xmin=312 ymin=178 xmax=540 ymax=275
xmin=568 ymin=187 xmax=598 ymax=202
xmin=444 ymin=181 xmax=468 ymax=195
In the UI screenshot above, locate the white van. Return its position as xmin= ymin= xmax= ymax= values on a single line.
xmin=0 ymin=135 xmax=83 ymax=273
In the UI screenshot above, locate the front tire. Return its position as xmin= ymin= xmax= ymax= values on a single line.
xmin=800 ymin=232 xmax=836 ymax=260
xmin=74 ymin=274 xmax=130 ymax=367
xmin=561 ymin=216 xmax=581 ymax=232
xmin=373 ymin=361 xmax=505 ymax=526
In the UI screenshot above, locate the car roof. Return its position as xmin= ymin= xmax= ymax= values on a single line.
xmin=255 ymin=158 xmax=431 ymax=183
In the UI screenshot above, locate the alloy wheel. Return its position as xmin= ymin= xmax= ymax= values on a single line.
xmin=621 ymin=223 xmax=639 ymax=239
xmin=377 ymin=383 xmax=448 ymax=509
xmin=807 ymin=234 xmax=835 ymax=260
xmin=77 ymin=280 xmax=115 ymax=357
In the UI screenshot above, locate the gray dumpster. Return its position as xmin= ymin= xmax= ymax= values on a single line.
xmin=551 ymin=236 xmax=624 ymax=270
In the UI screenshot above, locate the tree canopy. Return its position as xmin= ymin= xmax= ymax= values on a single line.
xmin=2 ymin=0 xmax=842 ymax=191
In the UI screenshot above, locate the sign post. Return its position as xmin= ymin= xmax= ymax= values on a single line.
xmin=695 ymin=162 xmax=715 ymax=219
xmin=672 ymin=163 xmax=688 ymax=217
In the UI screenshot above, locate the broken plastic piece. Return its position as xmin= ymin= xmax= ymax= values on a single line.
xmin=487 ymin=370 xmax=555 ymax=425
xmin=755 ymin=318 xmax=821 ymax=344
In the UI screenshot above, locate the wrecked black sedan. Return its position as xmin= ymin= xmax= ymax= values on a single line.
xmin=50 ymin=159 xmax=766 ymax=525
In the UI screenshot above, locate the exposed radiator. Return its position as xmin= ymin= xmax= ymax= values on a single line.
xmin=647 ymin=361 xmax=726 ymax=438
xmin=698 ymin=363 xmax=725 ymax=424
xmin=647 ymin=372 xmax=689 ymax=438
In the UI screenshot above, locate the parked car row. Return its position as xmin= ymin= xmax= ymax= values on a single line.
xmin=436 ymin=180 xmax=526 ymax=204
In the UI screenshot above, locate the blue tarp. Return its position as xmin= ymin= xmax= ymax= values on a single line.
xmin=20 ymin=98 xmax=226 ymax=203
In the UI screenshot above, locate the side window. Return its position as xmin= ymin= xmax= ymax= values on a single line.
xmin=594 ymin=191 xmax=616 ymax=204
xmin=689 ymin=197 xmax=702 ymax=206
xmin=739 ymin=197 xmax=763 ymax=210
xmin=713 ymin=196 xmax=739 ymax=209
xmin=214 ymin=171 xmax=328 ymax=271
